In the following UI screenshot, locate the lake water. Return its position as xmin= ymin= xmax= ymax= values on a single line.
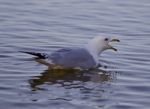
xmin=0 ymin=0 xmax=150 ymax=109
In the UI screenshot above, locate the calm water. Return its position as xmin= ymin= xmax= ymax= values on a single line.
xmin=0 ymin=0 xmax=150 ymax=109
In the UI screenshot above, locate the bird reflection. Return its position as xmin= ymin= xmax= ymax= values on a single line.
xmin=29 ymin=66 xmax=115 ymax=91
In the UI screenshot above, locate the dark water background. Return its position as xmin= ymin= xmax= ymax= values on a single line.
xmin=0 ymin=0 xmax=150 ymax=109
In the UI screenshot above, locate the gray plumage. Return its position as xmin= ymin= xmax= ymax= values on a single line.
xmin=48 ymin=48 xmax=97 ymax=69
xmin=21 ymin=36 xmax=119 ymax=69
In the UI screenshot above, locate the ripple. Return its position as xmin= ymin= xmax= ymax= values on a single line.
xmin=0 ymin=0 xmax=150 ymax=109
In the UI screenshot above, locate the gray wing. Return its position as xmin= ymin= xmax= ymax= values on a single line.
xmin=49 ymin=48 xmax=96 ymax=69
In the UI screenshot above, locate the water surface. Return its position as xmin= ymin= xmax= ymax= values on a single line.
xmin=0 ymin=0 xmax=150 ymax=109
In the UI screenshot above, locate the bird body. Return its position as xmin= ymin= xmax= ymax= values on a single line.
xmin=49 ymin=48 xmax=97 ymax=69
xmin=21 ymin=36 xmax=119 ymax=69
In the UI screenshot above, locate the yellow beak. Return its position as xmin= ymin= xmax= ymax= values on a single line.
xmin=110 ymin=38 xmax=120 ymax=42
xmin=109 ymin=46 xmax=118 ymax=51
xmin=109 ymin=38 xmax=120 ymax=51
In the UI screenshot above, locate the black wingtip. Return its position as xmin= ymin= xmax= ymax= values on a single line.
xmin=20 ymin=51 xmax=48 ymax=59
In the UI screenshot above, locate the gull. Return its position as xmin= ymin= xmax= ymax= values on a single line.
xmin=21 ymin=36 xmax=119 ymax=69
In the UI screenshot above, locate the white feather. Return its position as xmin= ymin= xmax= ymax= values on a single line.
xmin=85 ymin=36 xmax=109 ymax=64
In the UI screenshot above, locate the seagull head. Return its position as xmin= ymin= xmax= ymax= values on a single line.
xmin=87 ymin=36 xmax=120 ymax=56
xmin=96 ymin=36 xmax=120 ymax=52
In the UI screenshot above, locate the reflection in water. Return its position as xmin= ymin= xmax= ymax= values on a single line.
xmin=29 ymin=66 xmax=115 ymax=91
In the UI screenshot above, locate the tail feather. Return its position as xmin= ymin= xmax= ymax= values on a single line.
xmin=20 ymin=51 xmax=48 ymax=59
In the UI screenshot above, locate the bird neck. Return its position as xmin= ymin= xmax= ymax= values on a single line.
xmin=85 ymin=43 xmax=103 ymax=64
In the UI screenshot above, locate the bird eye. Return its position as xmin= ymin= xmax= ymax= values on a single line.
xmin=104 ymin=38 xmax=109 ymax=41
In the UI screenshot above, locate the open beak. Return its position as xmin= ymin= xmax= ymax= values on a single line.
xmin=110 ymin=38 xmax=120 ymax=42
xmin=109 ymin=46 xmax=118 ymax=51
xmin=109 ymin=38 xmax=120 ymax=51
